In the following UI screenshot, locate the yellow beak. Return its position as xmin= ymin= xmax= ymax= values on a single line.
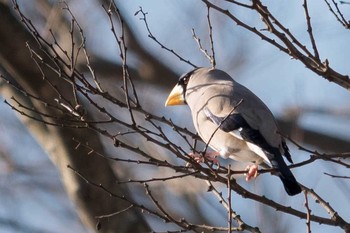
xmin=165 ymin=84 xmax=185 ymax=106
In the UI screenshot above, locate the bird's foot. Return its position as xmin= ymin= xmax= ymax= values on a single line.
xmin=245 ymin=164 xmax=259 ymax=182
xmin=187 ymin=151 xmax=220 ymax=167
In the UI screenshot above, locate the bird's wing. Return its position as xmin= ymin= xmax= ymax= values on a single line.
xmin=204 ymin=107 xmax=279 ymax=164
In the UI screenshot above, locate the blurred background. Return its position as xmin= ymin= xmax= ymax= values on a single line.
xmin=0 ymin=0 xmax=349 ymax=232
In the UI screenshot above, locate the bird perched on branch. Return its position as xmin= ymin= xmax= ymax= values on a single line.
xmin=165 ymin=67 xmax=301 ymax=196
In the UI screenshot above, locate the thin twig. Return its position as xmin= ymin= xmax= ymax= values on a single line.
xmin=204 ymin=0 xmax=350 ymax=89
xmin=135 ymin=7 xmax=198 ymax=68
xmin=103 ymin=2 xmax=137 ymax=125
xmin=207 ymin=5 xmax=216 ymax=68
xmin=61 ymin=2 xmax=104 ymax=93
xmin=304 ymin=191 xmax=312 ymax=233
xmin=323 ymin=0 xmax=350 ymax=28
xmin=207 ymin=180 xmax=261 ymax=233
xmin=227 ymin=165 xmax=232 ymax=233
xmin=224 ymin=0 xmax=253 ymax=8
xmin=192 ymin=28 xmax=213 ymax=65
xmin=117 ymin=171 xmax=200 ymax=184
xmin=302 ymin=184 xmax=350 ymax=232
xmin=203 ymin=99 xmax=243 ymax=154
xmin=324 ymin=172 xmax=350 ymax=179
xmin=95 ymin=205 xmax=134 ymax=220
xmin=303 ymin=0 xmax=320 ymax=60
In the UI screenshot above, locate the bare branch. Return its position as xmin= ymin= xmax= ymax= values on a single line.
xmin=303 ymin=0 xmax=320 ymax=60
xmin=227 ymin=165 xmax=233 ymax=233
xmin=135 ymin=7 xmax=198 ymax=68
xmin=207 ymin=5 xmax=216 ymax=68
xmin=324 ymin=172 xmax=350 ymax=179
xmin=192 ymin=28 xmax=214 ymax=66
xmin=103 ymin=1 xmax=138 ymax=125
xmin=304 ymin=191 xmax=312 ymax=233
xmin=302 ymin=184 xmax=350 ymax=232
xmin=191 ymin=5 xmax=216 ymax=68
xmin=324 ymin=0 xmax=350 ymax=29
xmin=203 ymin=0 xmax=350 ymax=90
xmin=207 ymin=180 xmax=261 ymax=233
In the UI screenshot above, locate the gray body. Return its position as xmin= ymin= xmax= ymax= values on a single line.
xmin=186 ymin=68 xmax=284 ymax=166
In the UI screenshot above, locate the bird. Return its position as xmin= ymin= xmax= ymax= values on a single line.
xmin=165 ymin=67 xmax=302 ymax=196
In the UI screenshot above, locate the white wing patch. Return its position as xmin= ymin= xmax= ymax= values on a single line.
xmin=246 ymin=142 xmax=272 ymax=167
xmin=228 ymin=129 xmax=243 ymax=140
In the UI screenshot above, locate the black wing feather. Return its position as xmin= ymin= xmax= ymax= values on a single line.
xmin=203 ymin=107 xmax=247 ymax=132
xmin=204 ymin=107 xmax=274 ymax=153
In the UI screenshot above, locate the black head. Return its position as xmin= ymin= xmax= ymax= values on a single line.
xmin=177 ymin=68 xmax=201 ymax=99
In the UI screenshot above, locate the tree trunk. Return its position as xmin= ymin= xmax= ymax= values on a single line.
xmin=0 ymin=3 xmax=150 ymax=232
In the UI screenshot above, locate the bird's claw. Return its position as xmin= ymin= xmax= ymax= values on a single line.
xmin=245 ymin=164 xmax=259 ymax=182
xmin=186 ymin=151 xmax=220 ymax=167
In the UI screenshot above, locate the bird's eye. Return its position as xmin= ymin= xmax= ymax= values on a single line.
xmin=179 ymin=71 xmax=194 ymax=86
xmin=183 ymin=77 xmax=188 ymax=85
xmin=182 ymin=75 xmax=191 ymax=85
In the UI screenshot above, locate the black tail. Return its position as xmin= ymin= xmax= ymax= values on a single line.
xmin=271 ymin=155 xmax=302 ymax=196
